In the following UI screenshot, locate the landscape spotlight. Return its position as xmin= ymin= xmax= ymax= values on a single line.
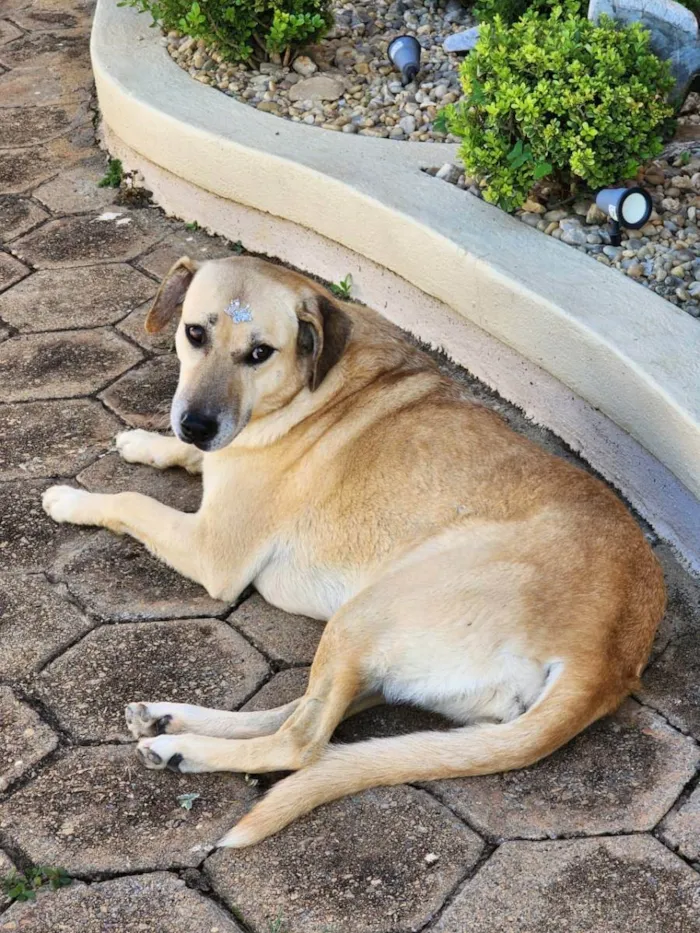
xmin=388 ymin=35 xmax=422 ymax=85
xmin=595 ymin=186 xmax=653 ymax=247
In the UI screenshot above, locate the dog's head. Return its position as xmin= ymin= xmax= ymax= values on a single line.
xmin=145 ymin=256 xmax=352 ymax=451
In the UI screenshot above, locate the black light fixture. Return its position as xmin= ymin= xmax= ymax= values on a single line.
xmin=388 ymin=35 xmax=422 ymax=85
xmin=595 ymin=186 xmax=653 ymax=247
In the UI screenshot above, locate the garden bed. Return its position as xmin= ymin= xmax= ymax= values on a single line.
xmin=164 ymin=0 xmax=471 ymax=141
xmin=93 ymin=0 xmax=700 ymax=570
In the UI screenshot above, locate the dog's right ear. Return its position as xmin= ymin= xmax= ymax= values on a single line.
xmin=145 ymin=257 xmax=198 ymax=334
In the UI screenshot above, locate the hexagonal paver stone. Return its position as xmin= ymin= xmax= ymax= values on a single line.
xmin=11 ymin=208 xmax=167 ymax=268
xmin=0 ymin=745 xmax=260 ymax=874
xmin=0 ymin=399 xmax=121 ymax=480
xmin=0 ymin=253 xmax=29 ymax=292
xmin=34 ymin=619 xmax=269 ymax=742
xmin=33 ymin=156 xmax=120 ymax=214
xmin=0 ymin=30 xmax=90 ymax=71
xmin=53 ymin=530 xmax=229 ymax=621
xmin=11 ymin=0 xmax=95 ymax=34
xmin=242 ymin=667 xmax=310 ymax=712
xmin=0 ymin=195 xmax=49 ymax=241
xmin=100 ymin=355 xmax=179 ymax=430
xmin=79 ymin=451 xmax=202 ymax=511
xmin=0 ymin=480 xmax=92 ymax=573
xmin=0 ymin=572 xmax=92 ymax=680
xmin=433 ymin=835 xmax=700 ymax=933
xmin=0 ymin=101 xmax=89 ymax=149
xmin=0 ymin=20 xmax=22 ymax=46
xmin=0 ymin=686 xmax=57 ymax=793
xmin=206 ymin=785 xmax=483 ymax=933
xmin=0 ymin=136 xmax=94 ymax=195
xmin=660 ymin=784 xmax=700 ymax=863
xmin=429 ymin=700 xmax=699 ymax=840
xmin=138 ymin=230 xmax=237 ymax=280
xmin=0 ymin=873 xmax=244 ymax=933
xmin=0 ymin=60 xmax=92 ymax=108
xmin=0 ymin=264 xmax=155 ymax=331
xmin=230 ymin=594 xmax=325 ymax=666
xmin=117 ymin=300 xmax=177 ymax=354
xmin=0 ymin=329 xmax=143 ymax=401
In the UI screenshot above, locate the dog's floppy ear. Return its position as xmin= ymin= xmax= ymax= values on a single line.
xmin=145 ymin=256 xmax=198 ymax=334
xmin=296 ymin=293 xmax=352 ymax=391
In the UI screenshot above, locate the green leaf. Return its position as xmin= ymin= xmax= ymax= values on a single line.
xmin=533 ymin=160 xmax=553 ymax=179
xmin=177 ymin=792 xmax=201 ymax=810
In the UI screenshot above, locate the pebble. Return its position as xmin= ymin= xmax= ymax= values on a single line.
xmin=166 ymin=0 xmax=470 ymax=145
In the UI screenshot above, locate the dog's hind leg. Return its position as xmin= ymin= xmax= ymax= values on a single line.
xmin=116 ymin=429 xmax=203 ymax=473
xmin=134 ymin=606 xmax=368 ymax=774
xmin=125 ymin=692 xmax=383 ymax=740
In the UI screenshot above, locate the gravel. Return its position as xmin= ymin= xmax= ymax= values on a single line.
xmin=427 ymin=149 xmax=700 ymax=320
xmin=164 ymin=0 xmax=471 ymax=141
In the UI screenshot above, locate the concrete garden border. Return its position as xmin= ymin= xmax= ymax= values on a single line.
xmin=93 ymin=0 xmax=700 ymax=569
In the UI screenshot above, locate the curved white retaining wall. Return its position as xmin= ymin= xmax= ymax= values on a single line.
xmin=93 ymin=0 xmax=700 ymax=569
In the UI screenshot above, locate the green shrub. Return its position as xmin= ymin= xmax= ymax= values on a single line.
xmin=474 ymin=0 xmax=584 ymax=25
xmin=442 ymin=9 xmax=675 ymax=211
xmin=119 ymin=0 xmax=332 ymax=63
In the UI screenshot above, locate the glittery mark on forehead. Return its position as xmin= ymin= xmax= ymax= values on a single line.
xmin=224 ymin=298 xmax=253 ymax=323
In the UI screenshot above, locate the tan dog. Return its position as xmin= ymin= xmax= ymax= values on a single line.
xmin=43 ymin=256 xmax=666 ymax=848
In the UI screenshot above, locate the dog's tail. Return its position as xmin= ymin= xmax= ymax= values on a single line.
xmin=218 ymin=669 xmax=620 ymax=848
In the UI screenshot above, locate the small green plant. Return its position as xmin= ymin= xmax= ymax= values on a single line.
xmin=442 ymin=9 xmax=675 ymax=210
xmin=185 ymin=220 xmax=200 ymax=231
xmin=679 ymin=150 xmax=692 ymax=166
xmin=2 ymin=866 xmax=72 ymax=903
xmin=269 ymin=915 xmax=286 ymax=933
xmin=97 ymin=158 xmax=124 ymax=189
xmin=474 ymin=0 xmax=583 ymax=23
xmin=232 ymin=240 xmax=245 ymax=254
xmin=329 ymin=274 xmax=353 ymax=299
xmin=176 ymin=791 xmax=200 ymax=810
xmin=119 ymin=0 xmax=332 ymax=63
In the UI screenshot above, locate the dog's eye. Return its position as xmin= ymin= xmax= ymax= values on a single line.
xmin=247 ymin=344 xmax=275 ymax=365
xmin=185 ymin=324 xmax=206 ymax=347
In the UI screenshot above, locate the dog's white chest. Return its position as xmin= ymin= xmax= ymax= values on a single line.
xmin=254 ymin=545 xmax=355 ymax=621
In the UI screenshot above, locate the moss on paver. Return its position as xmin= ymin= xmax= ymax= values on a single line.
xmin=0 ymin=1 xmax=698 ymax=928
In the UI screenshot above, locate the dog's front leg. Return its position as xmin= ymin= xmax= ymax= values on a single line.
xmin=42 ymin=486 xmax=209 ymax=591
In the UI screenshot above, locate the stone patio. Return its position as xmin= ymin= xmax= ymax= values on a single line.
xmin=0 ymin=2 xmax=699 ymax=930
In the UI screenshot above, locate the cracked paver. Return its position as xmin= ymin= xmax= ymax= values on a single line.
xmin=0 ymin=329 xmax=143 ymax=400
xmin=0 ymin=399 xmax=120 ymax=479
xmin=0 ymin=263 xmax=155 ymax=331
xmin=34 ymin=619 xmax=269 ymax=741
xmin=0 ymin=686 xmax=57 ymax=792
xmin=0 ymin=573 xmax=93 ymax=680
xmin=0 ymin=745 xmax=259 ymax=874
xmin=0 ymin=872 xmax=245 ymax=933
xmin=206 ymin=785 xmax=484 ymax=933
xmin=52 ymin=530 xmax=230 ymax=620
xmin=434 ymin=835 xmax=700 ymax=933
xmin=0 ymin=4 xmax=697 ymax=927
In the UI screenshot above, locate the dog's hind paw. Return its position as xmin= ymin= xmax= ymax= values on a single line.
xmin=126 ymin=702 xmax=183 ymax=738
xmin=136 ymin=735 xmax=205 ymax=773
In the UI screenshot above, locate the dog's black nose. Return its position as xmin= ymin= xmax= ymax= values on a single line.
xmin=180 ymin=411 xmax=218 ymax=445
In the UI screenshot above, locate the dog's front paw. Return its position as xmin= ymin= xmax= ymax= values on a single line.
xmin=116 ymin=429 xmax=168 ymax=468
xmin=42 ymin=485 xmax=100 ymax=526
xmin=136 ymin=735 xmax=206 ymax=773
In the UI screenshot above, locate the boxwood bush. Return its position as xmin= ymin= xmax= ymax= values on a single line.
xmin=120 ymin=0 xmax=333 ymax=63
xmin=442 ymin=8 xmax=675 ymax=210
